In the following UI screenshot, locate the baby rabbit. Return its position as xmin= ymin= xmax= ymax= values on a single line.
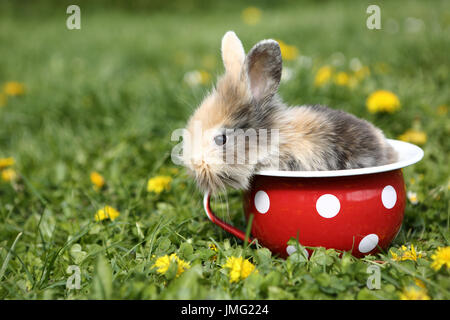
xmin=182 ymin=31 xmax=397 ymax=193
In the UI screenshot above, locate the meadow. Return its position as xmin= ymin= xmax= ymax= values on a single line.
xmin=0 ymin=0 xmax=449 ymax=299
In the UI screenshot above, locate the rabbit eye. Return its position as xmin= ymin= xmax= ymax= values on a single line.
xmin=214 ymin=134 xmax=227 ymax=146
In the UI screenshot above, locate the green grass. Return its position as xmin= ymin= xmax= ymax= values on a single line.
xmin=0 ymin=0 xmax=449 ymax=299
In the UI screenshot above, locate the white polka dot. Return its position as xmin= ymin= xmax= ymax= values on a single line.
xmin=382 ymin=185 xmax=397 ymax=209
xmin=286 ymin=245 xmax=309 ymax=258
xmin=358 ymin=234 xmax=379 ymax=253
xmin=254 ymin=190 xmax=270 ymax=214
xmin=316 ymin=194 xmax=340 ymax=218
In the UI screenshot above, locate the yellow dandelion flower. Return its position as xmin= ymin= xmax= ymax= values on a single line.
xmin=223 ymin=256 xmax=257 ymax=283
xmin=414 ymin=279 xmax=426 ymax=289
xmin=390 ymin=244 xmax=423 ymax=262
xmin=436 ymin=105 xmax=448 ymax=116
xmin=0 ymin=157 xmax=15 ymax=169
xmin=1 ymin=168 xmax=17 ymax=182
xmin=153 ymin=255 xmax=171 ymax=274
xmin=366 ymin=90 xmax=400 ymax=113
xmin=153 ymin=253 xmax=190 ymax=277
xmin=90 ymin=171 xmax=105 ymax=190
xmin=390 ymin=250 xmax=399 ymax=261
xmin=334 ymin=72 xmax=351 ymax=86
xmin=276 ymin=40 xmax=299 ymax=61
xmin=241 ymin=7 xmax=262 ymax=26
xmin=147 ymin=175 xmax=172 ymax=194
xmin=3 ymin=82 xmax=25 ymax=96
xmin=399 ymin=286 xmax=430 ymax=300
xmin=241 ymin=259 xmax=257 ymax=279
xmin=314 ymin=66 xmax=333 ymax=87
xmin=430 ymin=246 xmax=450 ymax=271
xmin=94 ymin=205 xmax=120 ymax=222
xmin=404 ymin=244 xmax=423 ymax=261
xmin=0 ymin=93 xmax=6 ymax=107
xmin=398 ymin=129 xmax=427 ymax=145
xmin=198 ymin=70 xmax=211 ymax=85
xmin=209 ymin=243 xmax=218 ymax=252
xmin=209 ymin=243 xmax=218 ymax=261
xmin=224 ymin=256 xmax=243 ymax=283
xmin=353 ymin=66 xmax=370 ymax=80
xmin=407 ymin=191 xmax=419 ymax=205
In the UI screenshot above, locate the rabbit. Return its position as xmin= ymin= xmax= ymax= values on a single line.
xmin=182 ymin=31 xmax=397 ymax=193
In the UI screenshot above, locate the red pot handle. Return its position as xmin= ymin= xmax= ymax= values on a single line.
xmin=203 ymin=192 xmax=253 ymax=243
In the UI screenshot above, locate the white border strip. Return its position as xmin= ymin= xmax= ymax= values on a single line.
xmin=256 ymin=139 xmax=424 ymax=178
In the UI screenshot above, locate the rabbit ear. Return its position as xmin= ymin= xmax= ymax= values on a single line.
xmin=221 ymin=31 xmax=245 ymax=80
xmin=245 ymin=39 xmax=282 ymax=103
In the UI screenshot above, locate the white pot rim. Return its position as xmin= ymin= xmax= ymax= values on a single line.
xmin=256 ymin=139 xmax=424 ymax=178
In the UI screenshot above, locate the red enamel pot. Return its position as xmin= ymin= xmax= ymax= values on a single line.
xmin=204 ymin=140 xmax=423 ymax=258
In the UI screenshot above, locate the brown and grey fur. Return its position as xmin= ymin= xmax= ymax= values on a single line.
xmin=182 ymin=31 xmax=397 ymax=193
